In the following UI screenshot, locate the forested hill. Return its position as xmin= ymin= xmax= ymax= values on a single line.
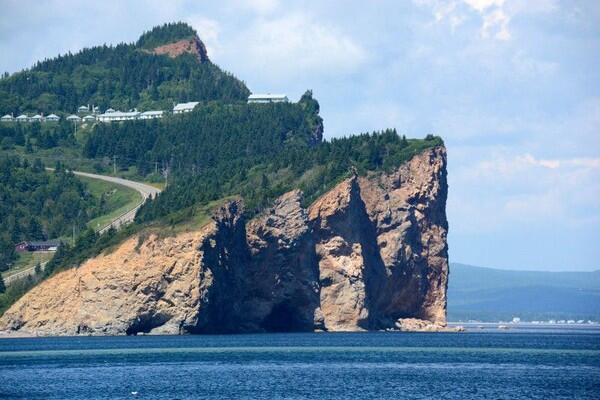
xmin=0 ymin=22 xmax=249 ymax=116
xmin=137 ymin=22 xmax=201 ymax=51
xmin=0 ymin=157 xmax=103 ymax=272
xmin=83 ymin=90 xmax=442 ymax=222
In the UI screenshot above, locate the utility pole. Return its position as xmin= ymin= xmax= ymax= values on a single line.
xmin=155 ymin=161 xmax=158 ymax=175
xmin=162 ymin=163 xmax=169 ymax=188
xmin=72 ymin=224 xmax=75 ymax=247
xmin=162 ymin=156 xmax=173 ymax=188
xmin=113 ymin=155 xmax=117 ymax=175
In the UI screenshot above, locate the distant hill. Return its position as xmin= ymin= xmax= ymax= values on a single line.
xmin=0 ymin=22 xmax=249 ymax=115
xmin=448 ymin=263 xmax=600 ymax=321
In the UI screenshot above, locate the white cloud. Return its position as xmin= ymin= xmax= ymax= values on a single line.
xmin=511 ymin=50 xmax=558 ymax=77
xmin=480 ymin=8 xmax=510 ymax=40
xmin=234 ymin=0 xmax=279 ymax=14
xmin=463 ymin=0 xmax=505 ymax=12
xmin=449 ymin=149 xmax=600 ymax=234
xmin=186 ymin=16 xmax=221 ymax=58
xmin=414 ymin=0 xmax=558 ymax=41
xmin=508 ymin=0 xmax=558 ymax=15
xmin=474 ymin=153 xmax=600 ymax=175
xmin=223 ymin=13 xmax=367 ymax=80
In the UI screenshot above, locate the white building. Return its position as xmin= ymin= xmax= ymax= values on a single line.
xmin=248 ymin=93 xmax=288 ymax=103
xmin=139 ymin=110 xmax=164 ymax=120
xmin=82 ymin=115 xmax=96 ymax=123
xmin=67 ymin=114 xmax=81 ymax=122
xmin=46 ymin=114 xmax=60 ymax=122
xmin=97 ymin=110 xmax=140 ymax=122
xmin=16 ymin=114 xmax=29 ymax=122
xmin=30 ymin=114 xmax=43 ymax=122
xmin=105 ymin=108 xmax=116 ymax=114
xmin=173 ymin=102 xmax=199 ymax=114
xmin=78 ymin=105 xmax=89 ymax=113
xmin=1 ymin=114 xmax=13 ymax=122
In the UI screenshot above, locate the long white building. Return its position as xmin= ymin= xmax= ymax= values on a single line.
xmin=139 ymin=110 xmax=164 ymax=120
xmin=2 ymin=99 xmax=204 ymax=125
xmin=173 ymin=102 xmax=199 ymax=114
xmin=97 ymin=110 xmax=140 ymax=122
xmin=248 ymin=94 xmax=288 ymax=103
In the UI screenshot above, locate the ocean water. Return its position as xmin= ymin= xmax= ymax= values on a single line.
xmin=0 ymin=328 xmax=599 ymax=399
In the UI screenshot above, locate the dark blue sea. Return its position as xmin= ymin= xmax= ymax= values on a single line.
xmin=1 ymin=328 xmax=599 ymax=399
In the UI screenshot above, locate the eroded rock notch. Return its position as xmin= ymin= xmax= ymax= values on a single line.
xmin=0 ymin=147 xmax=449 ymax=335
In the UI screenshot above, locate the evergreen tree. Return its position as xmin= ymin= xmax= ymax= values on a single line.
xmin=0 ymin=156 xmax=103 ymax=272
xmin=0 ymin=23 xmax=249 ymax=115
xmin=27 ymin=218 xmax=45 ymax=240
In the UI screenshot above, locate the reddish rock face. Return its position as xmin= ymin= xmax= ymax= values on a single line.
xmin=0 ymin=147 xmax=449 ymax=335
xmin=152 ymin=37 xmax=209 ymax=63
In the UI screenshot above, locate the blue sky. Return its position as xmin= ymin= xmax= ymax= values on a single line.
xmin=1 ymin=0 xmax=598 ymax=271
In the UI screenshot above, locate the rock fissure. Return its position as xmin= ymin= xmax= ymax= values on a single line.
xmin=0 ymin=147 xmax=449 ymax=335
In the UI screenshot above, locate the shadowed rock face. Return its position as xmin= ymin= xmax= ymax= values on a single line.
xmin=243 ymin=190 xmax=320 ymax=332
xmin=358 ymin=146 xmax=449 ymax=324
xmin=0 ymin=147 xmax=448 ymax=335
xmin=308 ymin=177 xmax=387 ymax=330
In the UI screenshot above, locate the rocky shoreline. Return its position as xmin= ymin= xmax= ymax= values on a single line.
xmin=0 ymin=147 xmax=450 ymax=336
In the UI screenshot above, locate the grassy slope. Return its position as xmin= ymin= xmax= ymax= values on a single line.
xmin=0 ymin=142 xmax=165 ymax=186
xmin=81 ymin=176 xmax=142 ymax=231
xmin=1 ymin=252 xmax=53 ymax=281
xmin=0 ymin=175 xmax=142 ymax=282
xmin=0 ymin=140 xmax=440 ymax=316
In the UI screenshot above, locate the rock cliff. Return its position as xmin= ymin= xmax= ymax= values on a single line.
xmin=0 ymin=147 xmax=449 ymax=335
xmin=152 ymin=36 xmax=209 ymax=63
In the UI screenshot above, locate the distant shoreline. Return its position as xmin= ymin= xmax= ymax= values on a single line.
xmin=449 ymin=322 xmax=600 ymax=331
xmin=2 ymin=323 xmax=599 ymax=339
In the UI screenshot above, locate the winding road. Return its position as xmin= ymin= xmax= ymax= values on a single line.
xmin=72 ymin=171 xmax=161 ymax=234
xmin=2 ymin=171 xmax=161 ymax=284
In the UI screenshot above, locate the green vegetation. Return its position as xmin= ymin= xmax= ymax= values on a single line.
xmin=0 ymin=275 xmax=37 ymax=314
xmin=0 ymin=22 xmax=445 ymax=316
xmin=1 ymin=252 xmax=53 ymax=281
xmin=0 ymin=155 xmax=144 ymax=274
xmin=0 ymin=23 xmax=249 ymax=115
xmin=80 ymin=176 xmax=142 ymax=231
xmin=85 ymin=90 xmax=442 ymax=222
xmin=137 ymin=22 xmax=197 ymax=49
xmin=0 ymin=120 xmax=78 ymax=152
xmin=0 ymin=157 xmax=105 ymax=272
xmin=42 ymin=91 xmax=442 ymax=281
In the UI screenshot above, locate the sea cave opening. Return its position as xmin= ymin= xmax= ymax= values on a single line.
xmin=262 ymin=301 xmax=308 ymax=332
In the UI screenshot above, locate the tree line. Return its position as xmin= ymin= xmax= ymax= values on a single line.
xmin=83 ymin=91 xmax=442 ymax=221
xmin=0 ymin=24 xmax=249 ymax=116
xmin=0 ymin=157 xmax=105 ymax=272
xmin=137 ymin=22 xmax=197 ymax=49
xmin=0 ymin=120 xmax=77 ymax=152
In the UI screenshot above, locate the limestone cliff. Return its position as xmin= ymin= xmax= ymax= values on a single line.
xmin=0 ymin=147 xmax=449 ymax=335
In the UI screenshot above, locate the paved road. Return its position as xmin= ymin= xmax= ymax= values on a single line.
xmin=3 ymin=261 xmax=49 ymax=285
xmin=70 ymin=171 xmax=161 ymax=234
xmin=2 ymin=171 xmax=161 ymax=284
